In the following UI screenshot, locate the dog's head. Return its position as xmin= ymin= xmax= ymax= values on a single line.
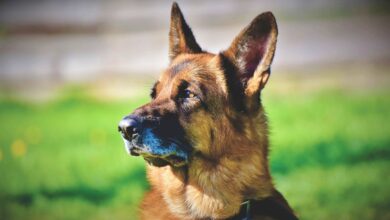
xmin=118 ymin=3 xmax=277 ymax=167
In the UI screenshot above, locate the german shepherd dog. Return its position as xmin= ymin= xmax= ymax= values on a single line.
xmin=118 ymin=2 xmax=298 ymax=220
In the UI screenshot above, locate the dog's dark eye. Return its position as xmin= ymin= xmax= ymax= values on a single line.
xmin=183 ymin=89 xmax=196 ymax=99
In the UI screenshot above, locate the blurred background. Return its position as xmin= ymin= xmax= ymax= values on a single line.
xmin=0 ymin=0 xmax=389 ymax=219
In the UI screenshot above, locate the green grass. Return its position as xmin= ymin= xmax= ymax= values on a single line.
xmin=0 ymin=87 xmax=389 ymax=219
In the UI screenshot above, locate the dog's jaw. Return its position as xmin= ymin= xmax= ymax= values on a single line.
xmin=147 ymin=142 xmax=274 ymax=219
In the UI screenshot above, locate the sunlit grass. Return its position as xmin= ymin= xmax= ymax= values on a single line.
xmin=0 ymin=87 xmax=389 ymax=219
xmin=265 ymin=90 xmax=390 ymax=173
xmin=275 ymin=160 xmax=390 ymax=220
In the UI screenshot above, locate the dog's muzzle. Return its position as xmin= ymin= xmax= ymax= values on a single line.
xmin=118 ymin=115 xmax=189 ymax=167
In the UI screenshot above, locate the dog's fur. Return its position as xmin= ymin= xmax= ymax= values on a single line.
xmin=120 ymin=3 xmax=297 ymax=220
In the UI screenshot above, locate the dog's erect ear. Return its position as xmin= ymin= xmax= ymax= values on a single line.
xmin=169 ymin=2 xmax=202 ymax=61
xmin=223 ymin=12 xmax=278 ymax=100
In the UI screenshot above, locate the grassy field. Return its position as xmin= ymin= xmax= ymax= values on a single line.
xmin=0 ymin=86 xmax=389 ymax=220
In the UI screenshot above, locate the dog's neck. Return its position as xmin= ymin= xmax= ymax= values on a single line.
xmin=147 ymin=141 xmax=274 ymax=219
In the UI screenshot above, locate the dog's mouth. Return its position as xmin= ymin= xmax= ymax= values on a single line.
xmin=143 ymin=154 xmax=187 ymax=167
xmin=128 ymin=144 xmax=188 ymax=167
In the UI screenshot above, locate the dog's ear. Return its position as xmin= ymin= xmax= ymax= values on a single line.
xmin=223 ymin=12 xmax=278 ymax=109
xmin=169 ymin=2 xmax=202 ymax=61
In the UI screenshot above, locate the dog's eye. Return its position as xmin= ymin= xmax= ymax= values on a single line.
xmin=183 ymin=89 xmax=196 ymax=99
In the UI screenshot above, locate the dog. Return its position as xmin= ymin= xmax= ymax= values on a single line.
xmin=118 ymin=2 xmax=298 ymax=220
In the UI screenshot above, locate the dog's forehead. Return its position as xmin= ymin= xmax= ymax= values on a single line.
xmin=170 ymin=59 xmax=192 ymax=76
xmin=159 ymin=54 xmax=216 ymax=82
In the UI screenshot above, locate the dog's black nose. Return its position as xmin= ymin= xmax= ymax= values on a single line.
xmin=118 ymin=117 xmax=139 ymax=140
